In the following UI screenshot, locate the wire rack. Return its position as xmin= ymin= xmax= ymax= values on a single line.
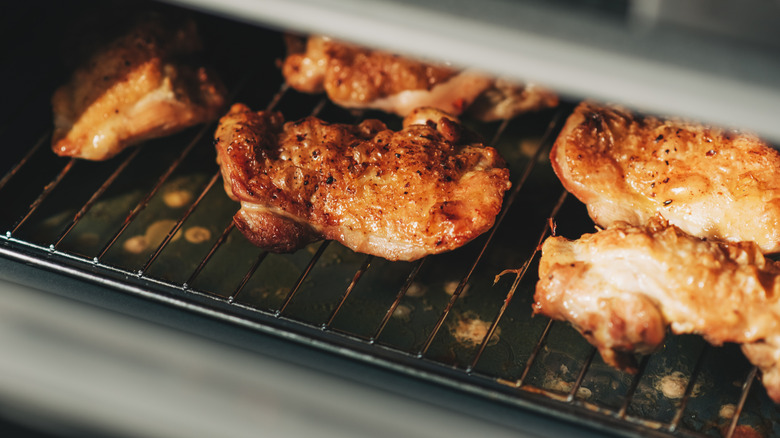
xmin=1 ymin=2 xmax=778 ymax=437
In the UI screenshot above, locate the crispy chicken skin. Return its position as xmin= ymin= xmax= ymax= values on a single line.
xmin=282 ymin=36 xmax=557 ymax=120
xmin=551 ymin=101 xmax=780 ymax=253
xmin=534 ymin=218 xmax=780 ymax=402
xmin=52 ymin=17 xmax=226 ymax=160
xmin=214 ymin=104 xmax=511 ymax=261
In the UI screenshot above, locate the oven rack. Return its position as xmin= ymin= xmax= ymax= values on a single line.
xmin=1 ymin=4 xmax=778 ymax=437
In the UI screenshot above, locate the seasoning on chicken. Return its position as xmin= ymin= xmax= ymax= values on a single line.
xmin=550 ymin=101 xmax=780 ymax=253
xmin=214 ymin=104 xmax=511 ymax=261
xmin=534 ymin=218 xmax=780 ymax=402
xmin=51 ymin=16 xmax=226 ymax=160
xmin=281 ymin=35 xmax=557 ymax=121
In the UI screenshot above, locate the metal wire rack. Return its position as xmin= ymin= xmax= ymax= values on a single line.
xmin=0 ymin=3 xmax=778 ymax=437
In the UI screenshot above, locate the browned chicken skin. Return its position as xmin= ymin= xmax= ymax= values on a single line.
xmin=282 ymin=36 xmax=557 ymax=121
xmin=534 ymin=218 xmax=780 ymax=402
xmin=214 ymin=104 xmax=511 ymax=261
xmin=52 ymin=16 xmax=226 ymax=160
xmin=551 ymin=101 xmax=780 ymax=253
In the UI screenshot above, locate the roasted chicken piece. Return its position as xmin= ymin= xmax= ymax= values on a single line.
xmin=534 ymin=218 xmax=780 ymax=402
xmin=551 ymin=101 xmax=780 ymax=253
xmin=52 ymin=16 xmax=226 ymax=160
xmin=215 ymin=104 xmax=511 ymax=261
xmin=282 ymin=36 xmax=557 ymax=121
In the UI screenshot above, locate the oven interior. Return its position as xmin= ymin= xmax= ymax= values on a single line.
xmin=2 ymin=1 xmax=780 ymax=437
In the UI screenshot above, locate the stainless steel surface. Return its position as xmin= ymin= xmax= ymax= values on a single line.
xmin=1 ymin=1 xmax=779 ymax=437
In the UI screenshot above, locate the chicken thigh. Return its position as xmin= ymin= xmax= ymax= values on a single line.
xmin=52 ymin=16 xmax=226 ymax=160
xmin=551 ymin=101 xmax=780 ymax=253
xmin=534 ymin=218 xmax=780 ymax=402
xmin=282 ymin=36 xmax=557 ymax=121
xmin=214 ymin=104 xmax=511 ymax=261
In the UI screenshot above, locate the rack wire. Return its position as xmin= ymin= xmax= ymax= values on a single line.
xmin=0 ymin=4 xmax=776 ymax=438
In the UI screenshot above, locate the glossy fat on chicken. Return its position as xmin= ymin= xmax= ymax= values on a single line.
xmin=214 ymin=104 xmax=511 ymax=261
xmin=282 ymin=36 xmax=557 ymax=121
xmin=534 ymin=219 xmax=780 ymax=402
xmin=551 ymin=101 xmax=780 ymax=253
xmin=51 ymin=16 xmax=226 ymax=160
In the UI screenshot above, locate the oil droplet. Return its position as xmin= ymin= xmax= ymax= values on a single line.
xmin=657 ymin=372 xmax=688 ymax=399
xmin=163 ymin=190 xmax=193 ymax=208
xmin=545 ymin=378 xmax=573 ymax=393
xmin=146 ymin=220 xmax=180 ymax=246
xmin=449 ymin=312 xmax=500 ymax=347
xmin=719 ymin=404 xmax=736 ymax=419
xmin=123 ymin=220 xmax=181 ymax=253
xmin=443 ymin=281 xmax=459 ymax=295
xmin=185 ymin=226 xmax=211 ymax=244
xmin=123 ymin=235 xmax=148 ymax=254
xmin=392 ymin=304 xmax=412 ymax=320
xmin=577 ymin=387 xmax=592 ymax=399
xmin=444 ymin=281 xmax=470 ymax=297
xmin=405 ymin=282 xmax=427 ymax=298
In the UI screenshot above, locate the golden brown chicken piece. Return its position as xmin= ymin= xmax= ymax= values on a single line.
xmin=534 ymin=218 xmax=780 ymax=402
xmin=551 ymin=101 xmax=780 ymax=253
xmin=281 ymin=36 xmax=557 ymax=121
xmin=214 ymin=104 xmax=511 ymax=261
xmin=51 ymin=17 xmax=226 ymax=160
